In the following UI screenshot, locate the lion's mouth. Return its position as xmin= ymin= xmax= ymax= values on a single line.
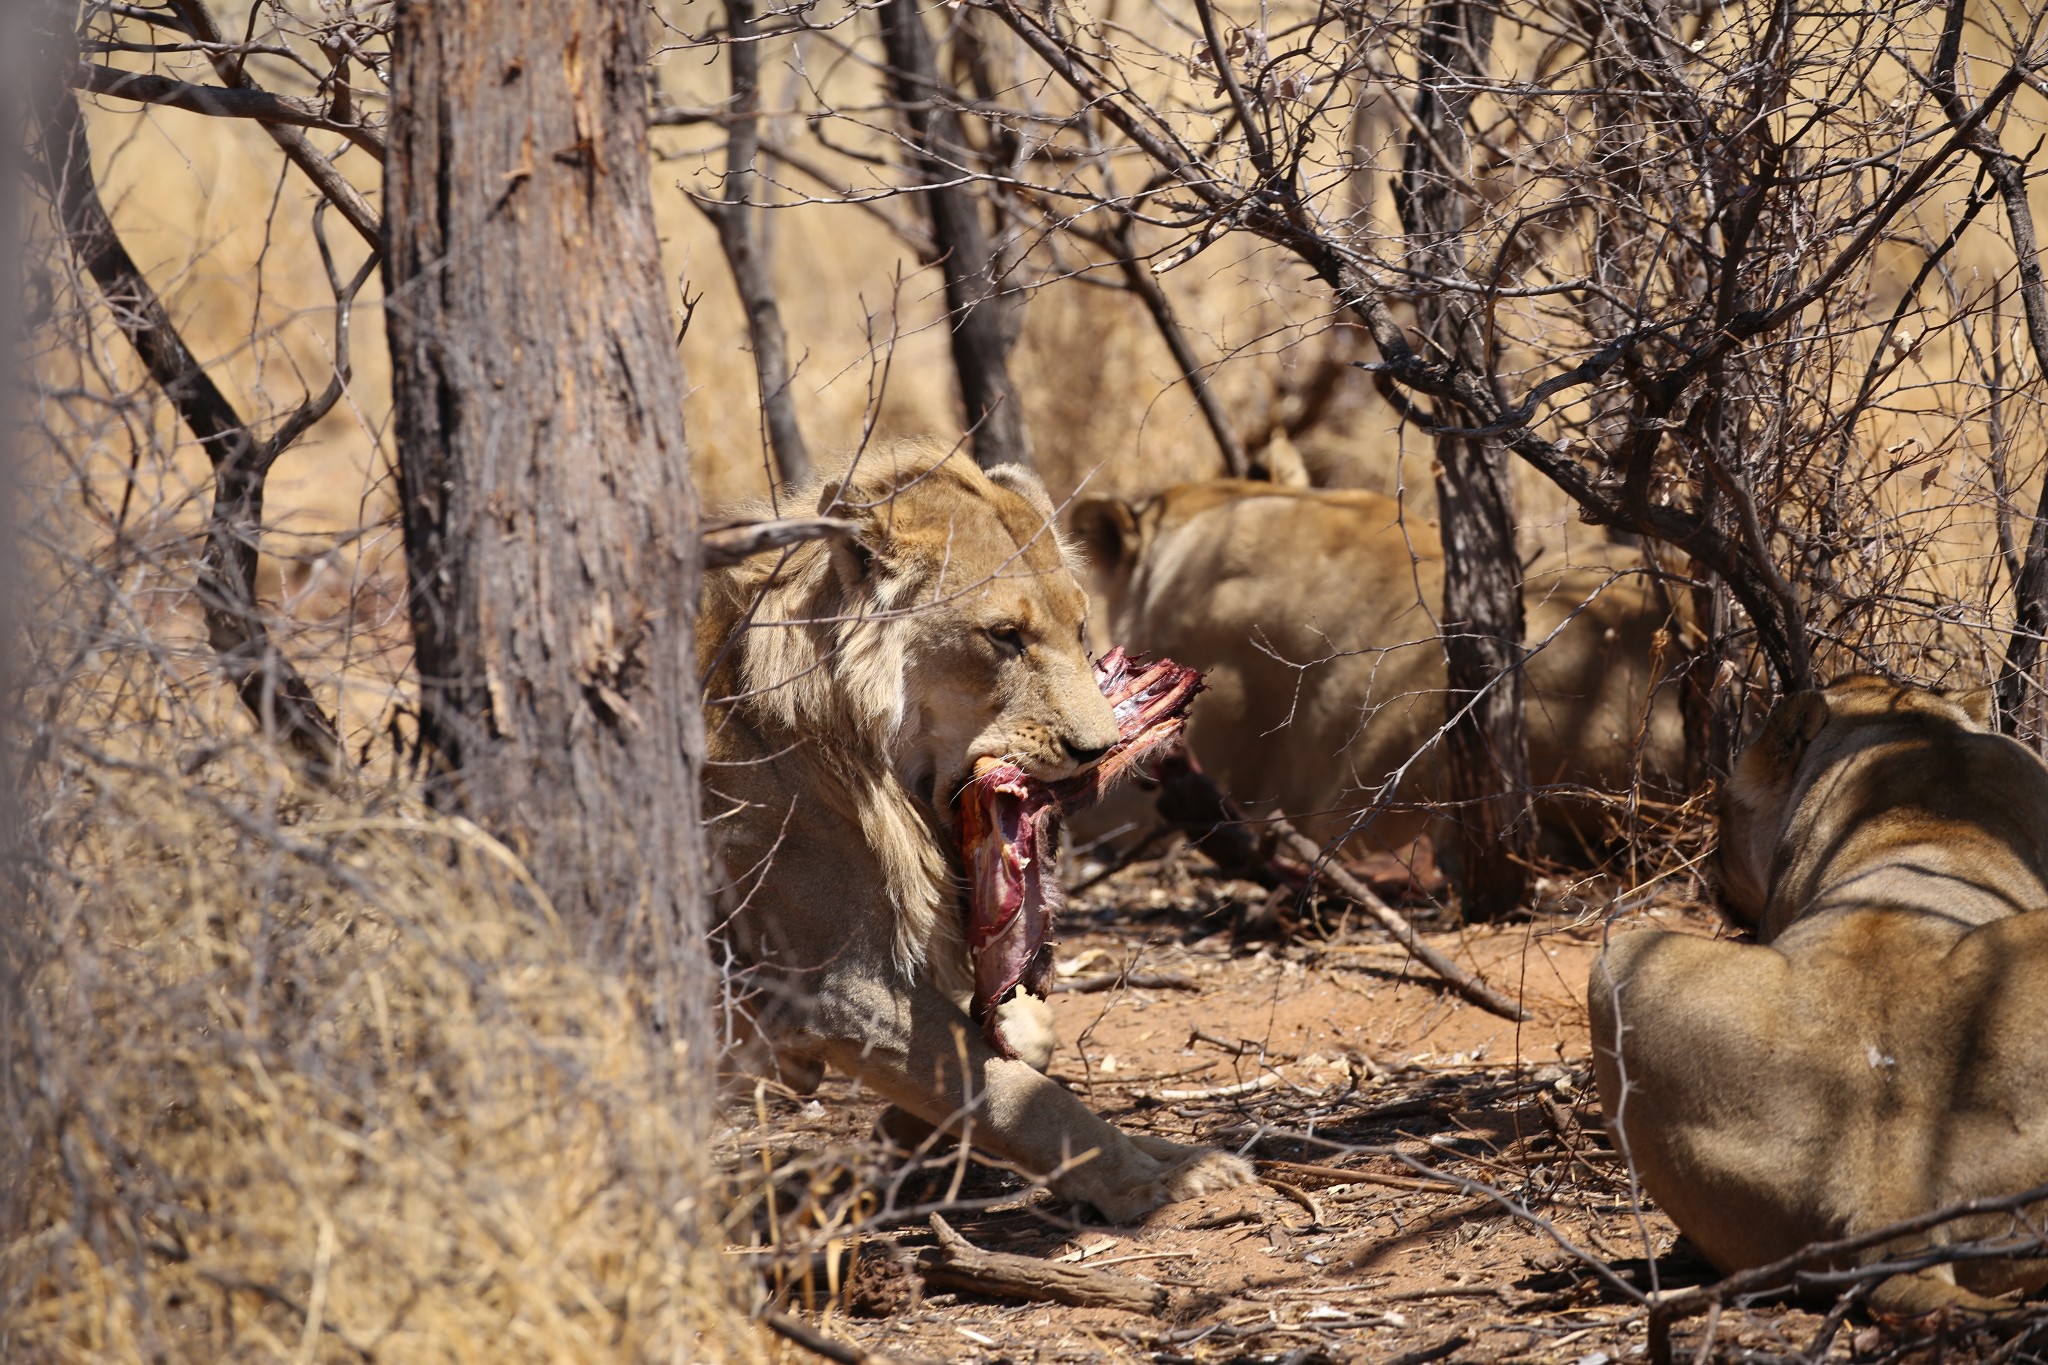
xmin=954 ymin=649 xmax=1202 ymax=1058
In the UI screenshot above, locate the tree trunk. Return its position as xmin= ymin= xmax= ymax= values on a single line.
xmin=1399 ymin=0 xmax=1531 ymax=920
xmin=704 ymin=0 xmax=812 ymax=489
xmin=879 ymin=0 xmax=1033 ymax=470
xmin=383 ymin=0 xmax=710 ymax=1035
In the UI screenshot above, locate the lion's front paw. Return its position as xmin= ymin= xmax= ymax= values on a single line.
xmin=1071 ymin=1139 xmax=1254 ymax=1223
xmin=993 ymin=990 xmax=1058 ymax=1073
xmin=1150 ymin=1147 xmax=1257 ymax=1205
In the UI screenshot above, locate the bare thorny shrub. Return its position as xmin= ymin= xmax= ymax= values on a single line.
xmin=673 ymin=0 xmax=2048 ymax=1338
xmin=670 ymin=0 xmax=2048 ymax=733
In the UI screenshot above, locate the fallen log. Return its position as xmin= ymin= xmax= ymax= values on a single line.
xmin=915 ymin=1215 xmax=1167 ymax=1313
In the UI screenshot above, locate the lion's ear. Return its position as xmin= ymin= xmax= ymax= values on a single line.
xmin=1948 ymin=685 xmax=1996 ymax=730
xmin=984 ymin=463 xmax=1058 ymax=526
xmin=1761 ymin=690 xmax=1830 ymax=766
xmin=1069 ymin=496 xmax=1138 ymax=573
xmin=814 ymin=479 xmax=881 ymax=583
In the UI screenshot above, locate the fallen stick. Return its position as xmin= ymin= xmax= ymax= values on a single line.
xmin=1053 ymin=970 xmax=1199 ymax=994
xmin=1273 ymin=819 xmax=1527 ymax=1022
xmin=1158 ymin=1072 xmax=1283 ymax=1101
xmin=916 ymin=1215 xmax=1167 ymax=1313
xmin=1255 ymin=1158 xmax=1453 ymax=1193
xmin=763 ymin=1311 xmax=931 ymax=1365
xmin=1149 ymin=751 xmax=1524 ymax=1017
xmin=1263 ymin=1176 xmax=1325 ymax=1227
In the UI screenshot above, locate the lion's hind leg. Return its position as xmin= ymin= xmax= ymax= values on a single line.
xmin=1589 ymin=928 xmax=1819 ymax=1275
xmin=1868 ymin=1268 xmax=2020 ymax=1318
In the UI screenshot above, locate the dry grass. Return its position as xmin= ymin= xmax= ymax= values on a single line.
xmin=0 ymin=722 xmax=764 ymax=1362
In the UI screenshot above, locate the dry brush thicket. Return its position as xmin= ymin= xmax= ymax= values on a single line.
xmin=16 ymin=0 xmax=2048 ymax=1358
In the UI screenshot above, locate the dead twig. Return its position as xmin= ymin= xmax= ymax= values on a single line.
xmin=1262 ymin=1176 xmax=1324 ymax=1228
xmin=71 ymin=61 xmax=385 ymax=157
xmin=1275 ymin=819 xmax=1527 ymax=1020
xmin=1255 ymin=1158 xmax=1450 ymax=1194
xmin=1158 ymin=1072 xmax=1282 ymax=1102
xmin=168 ymin=0 xmax=381 ymax=248
xmin=701 ymin=516 xmax=857 ymax=568
xmin=764 ymin=1311 xmax=931 ymax=1365
xmin=1053 ymin=970 xmax=1198 ymax=994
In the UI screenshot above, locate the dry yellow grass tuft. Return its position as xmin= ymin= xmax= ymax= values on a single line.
xmin=0 ymin=745 xmax=762 ymax=1363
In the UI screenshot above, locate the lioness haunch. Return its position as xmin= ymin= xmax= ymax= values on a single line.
xmin=958 ymin=649 xmax=1200 ymax=1058
xmin=1592 ymin=675 xmax=2048 ymax=1314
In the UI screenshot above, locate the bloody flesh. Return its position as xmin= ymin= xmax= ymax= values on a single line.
xmin=954 ymin=650 xmax=1202 ymax=1057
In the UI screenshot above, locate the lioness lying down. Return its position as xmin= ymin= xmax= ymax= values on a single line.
xmin=1592 ymin=676 xmax=2048 ymax=1313
xmin=1071 ymin=480 xmax=1685 ymax=859
xmin=701 ymin=444 xmax=1251 ymax=1220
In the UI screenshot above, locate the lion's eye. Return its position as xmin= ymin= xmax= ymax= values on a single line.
xmin=987 ymin=626 xmax=1026 ymax=657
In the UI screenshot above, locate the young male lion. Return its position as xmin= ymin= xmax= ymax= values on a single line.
xmin=1592 ymin=675 xmax=2048 ymax=1313
xmin=701 ymin=444 xmax=1251 ymax=1221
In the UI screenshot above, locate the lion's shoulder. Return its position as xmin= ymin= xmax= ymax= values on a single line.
xmin=1718 ymin=673 xmax=2048 ymax=938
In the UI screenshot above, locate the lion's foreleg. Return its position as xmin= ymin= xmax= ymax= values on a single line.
xmin=816 ymin=976 xmax=1250 ymax=1222
xmin=878 ymin=988 xmax=1056 ymax=1151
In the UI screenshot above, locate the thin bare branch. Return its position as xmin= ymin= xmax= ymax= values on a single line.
xmin=71 ymin=60 xmax=385 ymax=157
xmin=167 ymin=0 xmax=381 ymax=249
xmin=33 ymin=82 xmax=343 ymax=779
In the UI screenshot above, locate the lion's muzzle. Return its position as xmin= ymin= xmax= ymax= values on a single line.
xmin=954 ymin=650 xmax=1202 ymax=1057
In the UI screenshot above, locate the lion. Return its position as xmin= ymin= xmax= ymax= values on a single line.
xmin=1069 ymin=480 xmax=1686 ymax=862
xmin=1591 ymin=675 xmax=2048 ymax=1313
xmin=700 ymin=444 xmax=1252 ymax=1222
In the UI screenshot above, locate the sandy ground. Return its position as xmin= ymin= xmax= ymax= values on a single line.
xmin=715 ymin=852 xmax=1960 ymax=1365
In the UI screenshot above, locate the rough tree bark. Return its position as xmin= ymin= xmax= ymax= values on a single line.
xmin=1397 ymin=0 xmax=1532 ymax=921
xmin=879 ymin=0 xmax=1033 ymax=470
xmin=383 ymin=0 xmax=710 ymax=1032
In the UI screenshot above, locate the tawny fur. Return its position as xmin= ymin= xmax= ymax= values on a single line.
xmin=1592 ymin=675 xmax=2048 ymax=1314
xmin=1070 ymin=480 xmax=1688 ymax=859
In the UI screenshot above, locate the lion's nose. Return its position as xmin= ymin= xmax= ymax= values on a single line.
xmin=1062 ymin=737 xmax=1112 ymax=766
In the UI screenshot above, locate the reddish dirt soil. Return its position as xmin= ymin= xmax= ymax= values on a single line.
xmin=721 ymin=855 xmax=1864 ymax=1365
